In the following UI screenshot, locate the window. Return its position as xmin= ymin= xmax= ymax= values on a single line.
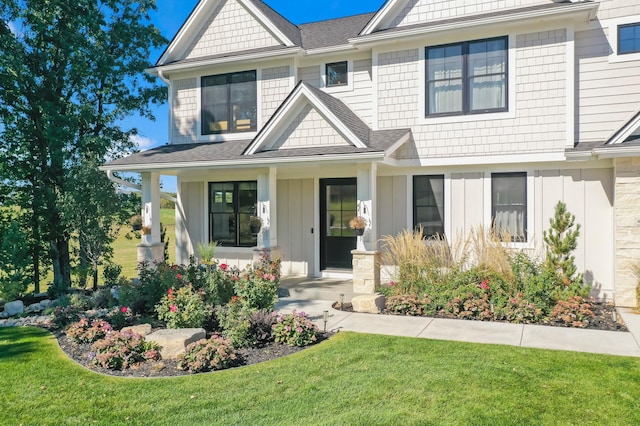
xmin=413 ymin=175 xmax=445 ymax=238
xmin=426 ymin=37 xmax=507 ymax=116
xmin=619 ymin=23 xmax=640 ymax=55
xmin=201 ymin=71 xmax=257 ymax=135
xmin=491 ymin=172 xmax=527 ymax=242
xmin=209 ymin=181 xmax=257 ymax=247
xmin=326 ymin=61 xmax=348 ymax=87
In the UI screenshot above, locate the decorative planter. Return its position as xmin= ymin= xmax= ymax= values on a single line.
xmin=250 ymin=224 xmax=261 ymax=234
xmin=354 ymin=227 xmax=365 ymax=236
xmin=132 ymin=224 xmax=142 ymax=231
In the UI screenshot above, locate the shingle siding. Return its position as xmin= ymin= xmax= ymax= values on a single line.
xmin=184 ymin=0 xmax=280 ymax=60
xmin=271 ymin=104 xmax=350 ymax=150
xmin=261 ymin=66 xmax=291 ymax=123
xmin=171 ymin=78 xmax=199 ymax=145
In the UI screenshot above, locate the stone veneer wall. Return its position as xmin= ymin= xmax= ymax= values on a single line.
xmin=615 ymin=158 xmax=640 ymax=307
xmin=352 ymin=250 xmax=380 ymax=294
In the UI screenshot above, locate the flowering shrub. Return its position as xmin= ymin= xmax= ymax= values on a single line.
xmin=177 ymin=336 xmax=238 ymax=373
xmin=155 ymin=285 xmax=210 ymax=329
xmin=548 ymin=296 xmax=594 ymax=328
xmin=214 ymin=296 xmax=252 ymax=348
xmin=120 ymin=262 xmax=188 ymax=314
xmin=445 ymin=293 xmax=493 ymax=320
xmin=50 ymin=305 xmax=83 ymax=329
xmin=234 ymin=255 xmax=281 ymax=311
xmin=200 ymin=263 xmax=236 ymax=306
xmin=66 ymin=318 xmax=113 ymax=344
xmin=272 ymin=310 xmax=318 ymax=347
xmin=106 ymin=306 xmax=134 ymax=330
xmin=386 ymin=294 xmax=431 ymax=316
xmin=496 ymin=294 xmax=543 ymax=324
xmin=90 ymin=331 xmax=161 ymax=370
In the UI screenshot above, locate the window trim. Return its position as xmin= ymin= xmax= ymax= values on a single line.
xmin=320 ymin=60 xmax=353 ymax=93
xmin=425 ymin=36 xmax=508 ymax=118
xmin=325 ymin=61 xmax=349 ymax=88
xmin=607 ymin=15 xmax=640 ymax=64
xmin=489 ymin=172 xmax=528 ymax=244
xmin=413 ymin=174 xmax=445 ymax=238
xmin=201 ymin=70 xmax=257 ymax=136
xmin=208 ymin=181 xmax=257 ymax=248
xmin=618 ymin=22 xmax=640 ymax=55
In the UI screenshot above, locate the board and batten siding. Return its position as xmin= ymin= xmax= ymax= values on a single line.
xmin=277 ymin=179 xmax=315 ymax=276
xmin=176 ymin=181 xmax=204 ymax=265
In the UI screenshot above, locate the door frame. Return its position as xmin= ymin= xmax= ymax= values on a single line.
xmin=319 ymin=177 xmax=357 ymax=271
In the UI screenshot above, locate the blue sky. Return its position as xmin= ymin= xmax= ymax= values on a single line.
xmin=132 ymin=0 xmax=385 ymax=192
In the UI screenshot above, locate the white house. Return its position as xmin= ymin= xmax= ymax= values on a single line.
xmin=103 ymin=0 xmax=640 ymax=307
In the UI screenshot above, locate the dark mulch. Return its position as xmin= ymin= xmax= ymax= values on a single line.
xmin=333 ymin=302 xmax=628 ymax=332
xmin=54 ymin=331 xmax=330 ymax=379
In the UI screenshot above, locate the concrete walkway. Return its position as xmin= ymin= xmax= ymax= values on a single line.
xmin=275 ymin=297 xmax=640 ymax=358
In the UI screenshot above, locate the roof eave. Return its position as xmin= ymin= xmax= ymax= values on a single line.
xmin=350 ymin=2 xmax=600 ymax=47
xmin=593 ymin=146 xmax=640 ymax=159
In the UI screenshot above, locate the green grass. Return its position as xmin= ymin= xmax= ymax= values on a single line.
xmin=2 ymin=328 xmax=639 ymax=425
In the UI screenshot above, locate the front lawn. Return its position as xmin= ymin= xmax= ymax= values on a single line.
xmin=2 ymin=327 xmax=639 ymax=425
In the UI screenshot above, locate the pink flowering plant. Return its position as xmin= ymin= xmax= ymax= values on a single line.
xmin=548 ymin=296 xmax=594 ymax=328
xmin=272 ymin=310 xmax=318 ymax=347
xmin=90 ymin=330 xmax=161 ymax=370
xmin=386 ymin=294 xmax=431 ymax=316
xmin=155 ymin=284 xmax=210 ymax=329
xmin=66 ymin=318 xmax=113 ymax=344
xmin=233 ymin=254 xmax=281 ymax=311
xmin=177 ymin=336 xmax=238 ymax=373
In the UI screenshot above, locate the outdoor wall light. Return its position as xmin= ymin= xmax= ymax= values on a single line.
xmin=323 ymin=310 xmax=329 ymax=332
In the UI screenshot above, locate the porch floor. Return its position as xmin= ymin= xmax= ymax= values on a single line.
xmin=278 ymin=276 xmax=367 ymax=303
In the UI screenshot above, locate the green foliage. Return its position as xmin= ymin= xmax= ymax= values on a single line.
xmin=386 ymin=294 xmax=431 ymax=316
xmin=50 ymin=306 xmax=83 ymax=329
xmin=155 ymin=285 xmax=209 ymax=329
xmin=90 ymin=288 xmax=118 ymax=309
xmin=196 ymin=241 xmax=219 ymax=264
xmin=214 ymin=297 xmax=253 ymax=348
xmin=233 ymin=254 xmax=281 ymax=311
xmin=68 ymin=292 xmax=94 ymax=311
xmin=177 ymin=336 xmax=238 ymax=373
xmin=247 ymin=309 xmax=275 ymax=347
xmin=0 ymin=220 xmax=32 ymax=301
xmin=544 ymin=201 xmax=584 ymax=287
xmin=65 ymin=318 xmax=113 ymax=344
xmin=548 ymin=296 xmax=594 ymax=328
xmin=120 ymin=262 xmax=185 ymax=314
xmin=103 ymin=263 xmax=123 ymax=288
xmin=90 ymin=331 xmax=161 ymax=370
xmin=272 ymin=310 xmax=318 ymax=347
xmin=200 ymin=263 xmax=236 ymax=306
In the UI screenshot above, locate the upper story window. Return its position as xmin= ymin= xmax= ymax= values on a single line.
xmin=426 ymin=36 xmax=507 ymax=117
xmin=201 ymin=70 xmax=257 ymax=135
xmin=619 ymin=23 xmax=640 ymax=55
xmin=326 ymin=61 xmax=348 ymax=87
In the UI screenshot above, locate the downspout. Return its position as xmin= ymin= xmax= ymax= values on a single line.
xmin=106 ymin=170 xmax=177 ymax=203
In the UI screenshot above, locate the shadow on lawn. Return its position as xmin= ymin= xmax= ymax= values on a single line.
xmin=0 ymin=327 xmax=48 ymax=361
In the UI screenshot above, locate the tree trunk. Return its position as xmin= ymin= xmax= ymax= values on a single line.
xmin=79 ymin=237 xmax=88 ymax=289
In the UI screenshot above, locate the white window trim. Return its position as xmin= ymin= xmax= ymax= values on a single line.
xmin=196 ymin=68 xmax=262 ymax=143
xmin=320 ymin=60 xmax=354 ymax=93
xmin=607 ymin=15 xmax=640 ymax=64
xmin=483 ymin=171 xmax=535 ymax=250
xmin=417 ymin=34 xmax=516 ymax=125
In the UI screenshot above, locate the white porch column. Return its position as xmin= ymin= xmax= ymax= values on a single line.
xmin=255 ymin=168 xmax=280 ymax=261
xmin=357 ymin=164 xmax=377 ymax=251
xmin=138 ymin=172 xmax=164 ymax=267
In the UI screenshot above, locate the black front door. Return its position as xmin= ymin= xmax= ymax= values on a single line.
xmin=320 ymin=178 xmax=357 ymax=270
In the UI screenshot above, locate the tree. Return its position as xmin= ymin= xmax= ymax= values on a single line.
xmin=0 ymin=219 xmax=32 ymax=301
xmin=543 ymin=201 xmax=583 ymax=287
xmin=0 ymin=0 xmax=167 ymax=289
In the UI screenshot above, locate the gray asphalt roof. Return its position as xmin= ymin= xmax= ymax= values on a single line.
xmin=299 ymin=13 xmax=376 ymax=50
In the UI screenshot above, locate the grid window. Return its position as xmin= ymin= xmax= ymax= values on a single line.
xmin=209 ymin=181 xmax=257 ymax=247
xmin=413 ymin=175 xmax=445 ymax=238
xmin=619 ymin=23 xmax=640 ymax=55
xmin=491 ymin=172 xmax=527 ymax=242
xmin=202 ymin=71 xmax=256 ymax=135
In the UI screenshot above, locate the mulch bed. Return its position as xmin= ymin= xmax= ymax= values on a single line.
xmin=333 ymin=302 xmax=628 ymax=332
xmin=54 ymin=331 xmax=330 ymax=379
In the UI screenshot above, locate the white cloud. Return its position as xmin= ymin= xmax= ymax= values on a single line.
xmin=130 ymin=135 xmax=157 ymax=151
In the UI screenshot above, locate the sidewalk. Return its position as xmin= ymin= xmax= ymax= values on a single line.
xmin=275 ymin=297 xmax=640 ymax=358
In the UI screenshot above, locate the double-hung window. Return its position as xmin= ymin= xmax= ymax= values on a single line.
xmin=413 ymin=175 xmax=445 ymax=238
xmin=426 ymin=36 xmax=507 ymax=116
xmin=201 ymin=70 xmax=257 ymax=135
xmin=491 ymin=172 xmax=527 ymax=242
xmin=209 ymin=181 xmax=257 ymax=247
xmin=618 ymin=23 xmax=640 ymax=55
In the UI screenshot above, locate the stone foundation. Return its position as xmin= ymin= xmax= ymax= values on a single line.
xmin=137 ymin=242 xmax=165 ymax=268
xmin=351 ymin=250 xmax=380 ymax=294
xmin=615 ymin=158 xmax=640 ymax=308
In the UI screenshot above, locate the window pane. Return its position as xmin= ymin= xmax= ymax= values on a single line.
xmin=429 ymin=80 xmax=463 ymax=114
xmin=202 ymin=84 xmax=229 ymax=134
xmin=202 ymin=71 xmax=256 ymax=135
xmin=414 ymin=175 xmax=444 ymax=237
xmin=211 ymin=213 xmax=236 ymax=246
xmin=619 ymin=24 xmax=640 ymax=54
xmin=210 ymin=183 xmax=235 ymax=213
xmin=238 ymin=182 xmax=257 ymax=214
xmin=469 ymin=75 xmax=506 ymax=110
xmin=209 ymin=181 xmax=257 ymax=247
xmin=428 ymin=46 xmax=463 ymax=80
xmin=492 ymin=173 xmax=527 ymax=242
xmin=238 ymin=213 xmax=258 ymax=246
xmin=326 ymin=61 xmax=348 ymax=86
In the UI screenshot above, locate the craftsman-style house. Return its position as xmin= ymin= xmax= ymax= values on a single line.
xmin=104 ymin=0 xmax=640 ymax=306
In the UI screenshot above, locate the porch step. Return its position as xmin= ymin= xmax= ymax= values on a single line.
xmin=278 ymin=277 xmax=367 ymax=303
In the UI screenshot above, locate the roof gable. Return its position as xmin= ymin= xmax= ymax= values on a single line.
xmin=244 ymin=82 xmax=370 ymax=155
xmin=157 ymin=0 xmax=299 ymax=66
xmin=606 ymin=110 xmax=640 ymax=145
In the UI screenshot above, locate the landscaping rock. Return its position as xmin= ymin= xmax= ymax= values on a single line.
xmin=25 ymin=303 xmax=44 ymax=313
xmin=146 ymin=328 xmax=206 ymax=360
xmin=85 ymin=308 xmax=110 ymax=318
xmin=4 ymin=300 xmax=24 ymax=317
xmin=121 ymin=324 xmax=152 ymax=336
xmin=351 ymin=294 xmax=386 ymax=314
xmin=39 ymin=299 xmax=52 ymax=309
xmin=0 ymin=312 xmax=8 ymax=319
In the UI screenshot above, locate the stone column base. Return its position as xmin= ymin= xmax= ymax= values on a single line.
xmin=252 ymin=246 xmax=283 ymax=265
xmin=351 ymin=250 xmax=380 ymax=294
xmin=137 ymin=243 xmax=165 ymax=269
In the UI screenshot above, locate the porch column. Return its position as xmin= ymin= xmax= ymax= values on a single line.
xmin=138 ymin=172 xmax=164 ymax=267
xmin=352 ymin=164 xmax=380 ymax=294
xmin=255 ymin=168 xmax=281 ymax=262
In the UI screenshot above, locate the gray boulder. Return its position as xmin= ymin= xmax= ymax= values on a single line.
xmin=4 ymin=300 xmax=24 ymax=317
xmin=146 ymin=328 xmax=206 ymax=360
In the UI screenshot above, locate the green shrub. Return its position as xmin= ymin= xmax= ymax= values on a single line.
xmin=90 ymin=288 xmax=118 ymax=309
xmin=177 ymin=336 xmax=238 ymax=373
xmin=233 ymin=255 xmax=281 ymax=312
xmin=214 ymin=297 xmax=253 ymax=348
xmin=66 ymin=318 xmax=113 ymax=344
xmin=50 ymin=306 xmax=83 ymax=329
xmin=201 ymin=264 xmax=235 ymax=306
xmin=386 ymin=294 xmax=431 ymax=316
xmin=102 ymin=263 xmax=123 ymax=287
xmin=272 ymin=310 xmax=318 ymax=347
xmin=0 ymin=220 xmax=32 ymax=302
xmin=69 ymin=292 xmax=93 ymax=310
xmin=90 ymin=331 xmax=160 ymax=370
xmin=155 ymin=285 xmax=210 ymax=329
xmin=106 ymin=306 xmax=134 ymax=330
xmin=121 ymin=262 xmax=186 ymax=314
xmin=247 ymin=309 xmax=275 ymax=347
xmin=495 ymin=294 xmax=543 ymax=324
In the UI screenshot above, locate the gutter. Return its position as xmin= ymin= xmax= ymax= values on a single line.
xmin=106 ymin=170 xmax=177 ymax=203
